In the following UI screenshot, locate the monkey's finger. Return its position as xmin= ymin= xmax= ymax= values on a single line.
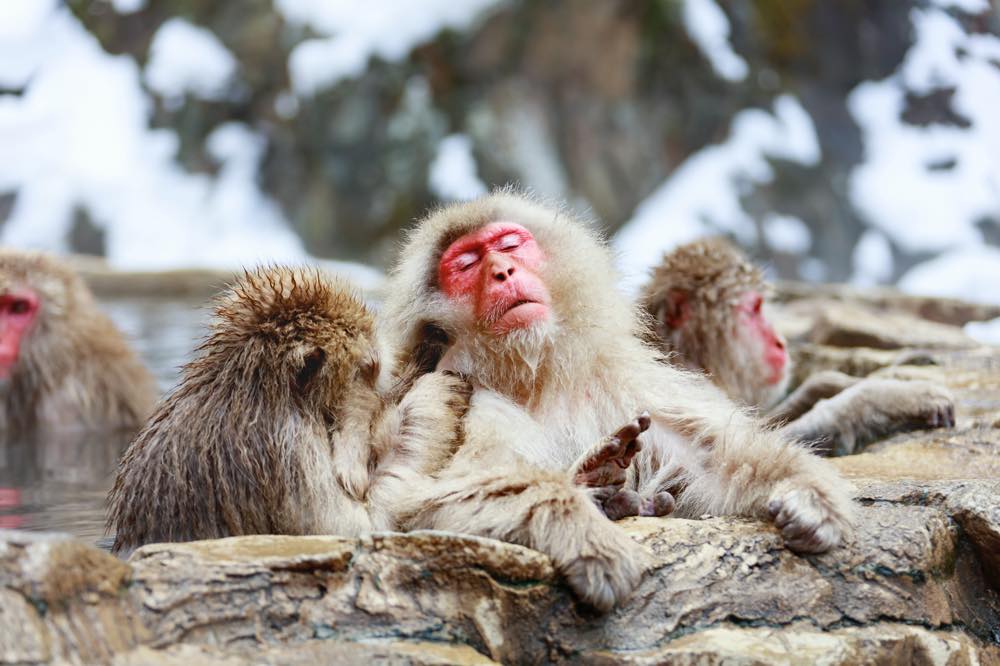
xmin=617 ymin=438 xmax=643 ymax=469
xmin=613 ymin=422 xmax=642 ymax=444
xmin=636 ymin=411 xmax=651 ymax=433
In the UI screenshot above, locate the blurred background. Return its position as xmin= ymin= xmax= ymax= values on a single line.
xmin=1 ymin=0 xmax=999 ymax=298
xmin=3 ymin=0 xmax=1000 ymax=540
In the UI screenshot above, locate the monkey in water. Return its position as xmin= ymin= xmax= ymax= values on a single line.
xmin=0 ymin=250 xmax=156 ymax=438
xmin=640 ymin=238 xmax=956 ymax=456
xmin=107 ymin=266 xmax=471 ymax=556
xmin=380 ymin=190 xmax=854 ymax=612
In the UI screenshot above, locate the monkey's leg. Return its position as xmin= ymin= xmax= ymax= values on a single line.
xmin=401 ymin=460 xmax=649 ymax=612
xmin=399 ymin=397 xmax=649 ymax=612
xmin=781 ymin=378 xmax=955 ymax=456
xmin=766 ymin=370 xmax=860 ymax=426
xmin=570 ymin=413 xmax=674 ymax=519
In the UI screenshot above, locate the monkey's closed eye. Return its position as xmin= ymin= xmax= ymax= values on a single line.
xmin=295 ymin=347 xmax=327 ymax=392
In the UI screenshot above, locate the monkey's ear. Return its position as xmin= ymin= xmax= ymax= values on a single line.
xmin=659 ymin=289 xmax=691 ymax=330
xmin=294 ymin=347 xmax=327 ymax=392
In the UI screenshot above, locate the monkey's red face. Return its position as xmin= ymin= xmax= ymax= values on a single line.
xmin=0 ymin=289 xmax=39 ymax=379
xmin=736 ymin=290 xmax=787 ymax=385
xmin=438 ymin=222 xmax=551 ymax=334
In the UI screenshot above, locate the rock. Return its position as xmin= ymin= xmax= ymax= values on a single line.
xmin=775 ymin=281 xmax=1000 ymax=328
xmin=805 ymin=304 xmax=979 ymax=350
xmin=3 ymin=484 xmax=1000 ymax=664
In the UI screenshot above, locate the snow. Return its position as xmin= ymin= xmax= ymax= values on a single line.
xmin=614 ymin=95 xmax=820 ymax=292
xmin=898 ymin=245 xmax=1000 ymax=305
xmin=964 ymin=317 xmax=1000 ymax=346
xmin=762 ymin=214 xmax=811 ymax=254
xmin=145 ymin=18 xmax=238 ymax=106
xmin=428 ymin=134 xmax=487 ymax=201
xmin=682 ymin=0 xmax=748 ymax=82
xmin=0 ymin=6 xmax=309 ymax=271
xmin=0 ymin=0 xmax=60 ymax=89
xmin=111 ymin=0 xmax=147 ymax=14
xmin=848 ymin=6 xmax=1000 ymax=255
xmin=851 ymin=230 xmax=894 ymax=286
xmin=277 ymin=0 xmax=506 ymax=95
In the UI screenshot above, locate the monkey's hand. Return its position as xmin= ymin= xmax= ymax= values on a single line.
xmin=570 ymin=413 xmax=674 ymax=520
xmin=390 ymin=371 xmax=473 ymax=474
xmin=784 ymin=378 xmax=955 ymax=456
xmin=767 ymin=480 xmax=852 ymax=554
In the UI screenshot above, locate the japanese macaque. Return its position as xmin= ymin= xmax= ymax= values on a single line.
xmin=0 ymin=250 xmax=155 ymax=438
xmin=107 ymin=266 xmax=471 ymax=556
xmin=380 ymin=191 xmax=854 ymax=612
xmin=641 ymin=238 xmax=955 ymax=456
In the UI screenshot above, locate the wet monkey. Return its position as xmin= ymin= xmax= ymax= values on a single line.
xmin=641 ymin=238 xmax=955 ymax=456
xmin=381 ymin=191 xmax=854 ymax=611
xmin=0 ymin=250 xmax=155 ymax=438
xmin=107 ymin=266 xmax=470 ymax=556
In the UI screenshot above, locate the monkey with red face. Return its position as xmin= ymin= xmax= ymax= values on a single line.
xmin=641 ymin=238 xmax=956 ymax=456
xmin=0 ymin=250 xmax=156 ymax=439
xmin=383 ymin=191 xmax=854 ymax=612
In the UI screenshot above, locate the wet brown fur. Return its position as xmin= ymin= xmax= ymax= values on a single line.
xmin=107 ymin=266 xmax=470 ymax=556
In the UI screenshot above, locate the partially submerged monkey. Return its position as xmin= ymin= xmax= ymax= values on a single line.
xmin=641 ymin=238 xmax=956 ymax=456
xmin=0 ymin=250 xmax=156 ymax=438
xmin=107 ymin=266 xmax=470 ymax=556
xmin=380 ymin=190 xmax=854 ymax=611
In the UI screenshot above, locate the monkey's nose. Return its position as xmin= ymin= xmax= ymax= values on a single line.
xmin=493 ymin=266 xmax=515 ymax=281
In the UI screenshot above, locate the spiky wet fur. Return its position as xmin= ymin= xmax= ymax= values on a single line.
xmin=0 ymin=250 xmax=155 ymax=437
xmin=107 ymin=266 xmax=470 ymax=556
xmin=381 ymin=189 xmax=854 ymax=610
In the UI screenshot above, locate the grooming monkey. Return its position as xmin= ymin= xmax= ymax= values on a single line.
xmin=641 ymin=238 xmax=955 ymax=456
xmin=0 ymin=250 xmax=155 ymax=438
xmin=107 ymin=266 xmax=470 ymax=556
xmin=381 ymin=190 xmax=854 ymax=612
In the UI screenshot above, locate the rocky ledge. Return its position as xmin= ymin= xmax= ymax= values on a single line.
xmin=2 ymin=286 xmax=999 ymax=665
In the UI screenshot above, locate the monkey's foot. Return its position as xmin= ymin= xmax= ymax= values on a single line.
xmin=571 ymin=412 xmax=651 ymax=488
xmin=558 ymin=520 xmax=649 ymax=613
xmin=767 ymin=484 xmax=848 ymax=554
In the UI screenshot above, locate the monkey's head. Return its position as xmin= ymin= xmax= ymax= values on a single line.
xmin=211 ymin=267 xmax=378 ymax=419
xmin=641 ymin=238 xmax=789 ymax=409
xmin=0 ymin=250 xmax=91 ymax=383
xmin=383 ymin=190 xmax=635 ymax=395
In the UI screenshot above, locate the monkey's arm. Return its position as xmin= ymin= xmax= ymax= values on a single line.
xmin=637 ymin=364 xmax=854 ymax=554
xmin=766 ymin=370 xmax=860 ymax=426
xmin=397 ymin=391 xmax=649 ymax=612
xmin=780 ymin=378 xmax=955 ymax=457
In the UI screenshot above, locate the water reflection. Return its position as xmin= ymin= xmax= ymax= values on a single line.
xmin=0 ymin=428 xmax=133 ymax=543
xmin=0 ymin=296 xmax=209 ymax=543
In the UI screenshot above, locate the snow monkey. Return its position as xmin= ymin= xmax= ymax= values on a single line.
xmin=107 ymin=266 xmax=471 ymax=556
xmin=380 ymin=191 xmax=854 ymax=612
xmin=0 ymin=249 xmax=156 ymax=439
xmin=641 ymin=238 xmax=956 ymax=456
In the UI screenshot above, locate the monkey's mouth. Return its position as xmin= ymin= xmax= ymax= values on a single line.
xmin=494 ymin=298 xmax=550 ymax=331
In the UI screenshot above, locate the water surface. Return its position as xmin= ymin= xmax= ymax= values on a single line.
xmin=0 ymin=297 xmax=208 ymax=544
